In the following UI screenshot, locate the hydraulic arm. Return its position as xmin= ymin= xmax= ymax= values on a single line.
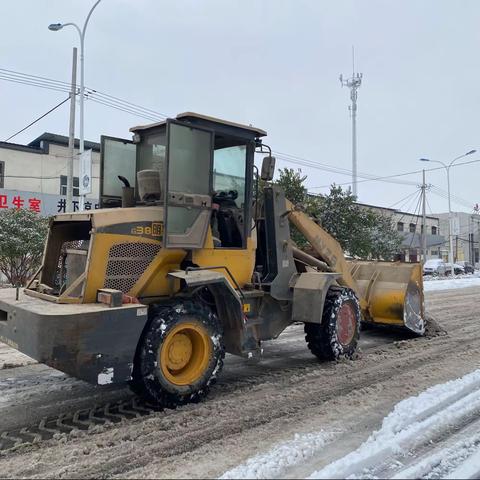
xmin=286 ymin=200 xmax=425 ymax=334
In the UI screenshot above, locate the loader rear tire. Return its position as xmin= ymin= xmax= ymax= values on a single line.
xmin=305 ymin=288 xmax=360 ymax=361
xmin=131 ymin=301 xmax=224 ymax=408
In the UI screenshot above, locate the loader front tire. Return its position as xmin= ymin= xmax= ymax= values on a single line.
xmin=305 ymin=288 xmax=360 ymax=361
xmin=131 ymin=301 xmax=224 ymax=407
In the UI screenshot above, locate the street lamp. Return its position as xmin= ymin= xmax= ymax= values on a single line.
xmin=420 ymin=149 xmax=476 ymax=274
xmin=49 ymin=0 xmax=103 ymax=210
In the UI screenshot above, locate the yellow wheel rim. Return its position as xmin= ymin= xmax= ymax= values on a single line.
xmin=159 ymin=322 xmax=212 ymax=386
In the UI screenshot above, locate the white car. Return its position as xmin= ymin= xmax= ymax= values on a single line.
xmin=423 ymin=259 xmax=448 ymax=276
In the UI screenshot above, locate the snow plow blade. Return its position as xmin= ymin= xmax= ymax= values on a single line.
xmin=286 ymin=203 xmax=425 ymax=335
xmin=350 ymin=261 xmax=425 ymax=335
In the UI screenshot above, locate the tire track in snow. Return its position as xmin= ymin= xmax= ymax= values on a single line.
xmin=446 ymin=448 xmax=480 ymax=479
xmin=219 ymin=368 xmax=480 ymax=480
xmin=307 ymin=369 xmax=480 ymax=479
xmin=388 ymin=419 xmax=480 ymax=479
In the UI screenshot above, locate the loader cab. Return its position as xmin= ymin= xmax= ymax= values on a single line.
xmin=100 ymin=112 xmax=266 ymax=250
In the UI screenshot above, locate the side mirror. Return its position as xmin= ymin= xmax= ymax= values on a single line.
xmin=261 ymin=156 xmax=276 ymax=181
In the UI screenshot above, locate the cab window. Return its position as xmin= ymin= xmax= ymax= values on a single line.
xmin=213 ymin=145 xmax=246 ymax=208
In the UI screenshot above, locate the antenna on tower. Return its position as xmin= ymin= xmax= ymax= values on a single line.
xmin=352 ymin=45 xmax=355 ymax=76
xmin=340 ymin=46 xmax=363 ymax=198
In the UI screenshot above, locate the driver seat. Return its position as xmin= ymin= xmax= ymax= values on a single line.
xmin=212 ymin=208 xmax=243 ymax=247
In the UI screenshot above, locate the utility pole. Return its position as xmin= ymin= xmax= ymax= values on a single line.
xmin=67 ymin=47 xmax=77 ymax=213
xmin=420 ymin=150 xmax=475 ymax=274
xmin=421 ymin=169 xmax=427 ymax=262
xmin=468 ymin=216 xmax=472 ymax=263
xmin=340 ymin=47 xmax=362 ymax=198
xmin=49 ymin=0 xmax=103 ymax=211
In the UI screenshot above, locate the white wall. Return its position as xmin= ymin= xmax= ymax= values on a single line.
xmin=0 ymin=142 xmax=100 ymax=199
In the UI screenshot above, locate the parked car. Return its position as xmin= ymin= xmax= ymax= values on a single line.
xmin=445 ymin=263 xmax=465 ymax=275
xmin=455 ymin=261 xmax=475 ymax=274
xmin=423 ymin=259 xmax=447 ymax=276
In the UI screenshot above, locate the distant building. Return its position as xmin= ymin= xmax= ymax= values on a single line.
xmin=433 ymin=212 xmax=480 ymax=266
xmin=0 ymin=133 xmax=100 ymax=215
xmin=357 ymin=202 xmax=445 ymax=262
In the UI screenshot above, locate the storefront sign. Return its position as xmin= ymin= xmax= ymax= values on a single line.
xmin=0 ymin=189 xmax=99 ymax=216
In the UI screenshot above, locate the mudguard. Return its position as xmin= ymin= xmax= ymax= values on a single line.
xmin=168 ymin=269 xmax=252 ymax=356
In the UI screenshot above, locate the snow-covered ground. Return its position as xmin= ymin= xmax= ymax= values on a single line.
xmin=220 ymin=369 xmax=480 ymax=479
xmin=423 ymin=272 xmax=480 ymax=292
xmin=219 ymin=431 xmax=337 ymax=479
xmin=1 ymin=286 xmax=480 ymax=478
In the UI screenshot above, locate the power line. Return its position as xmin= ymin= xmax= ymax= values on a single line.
xmin=408 ymin=191 xmax=423 ymax=248
xmin=0 ymin=74 xmax=163 ymax=138
xmin=2 ymin=68 xmax=477 ymax=191
xmin=4 ymin=97 xmax=70 ymax=142
xmin=425 ymin=193 xmax=435 ymax=217
xmin=0 ymin=74 xmax=70 ymax=94
xmin=429 ymin=186 xmax=474 ymax=210
xmin=274 ymin=149 xmax=416 ymax=185
xmin=274 ymin=152 xmax=419 ymax=187
xmin=309 ymin=158 xmax=480 ymax=191
xmin=0 ymin=73 xmax=162 ymax=121
xmin=0 ymin=68 xmax=169 ymax=118
xmin=0 ymin=68 xmax=169 ymax=119
xmin=87 ymin=90 xmax=168 ymax=119
xmin=2 ymin=68 xmax=479 ymax=211
xmin=395 ymin=189 xmax=423 ymax=223
xmin=0 ymin=67 xmax=72 ymax=88
xmin=388 ymin=189 xmax=421 ymax=210
xmin=0 ymin=68 xmax=168 ymax=123
xmin=86 ymin=96 xmax=160 ymax=122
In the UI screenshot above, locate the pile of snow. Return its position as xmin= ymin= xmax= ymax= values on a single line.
xmin=423 ymin=274 xmax=480 ymax=292
xmin=423 ymin=271 xmax=480 ymax=282
xmin=219 ymin=431 xmax=337 ymax=479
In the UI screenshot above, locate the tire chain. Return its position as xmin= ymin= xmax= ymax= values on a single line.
xmin=0 ymin=397 xmax=161 ymax=455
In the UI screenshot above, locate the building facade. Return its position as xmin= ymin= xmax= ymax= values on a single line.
xmin=434 ymin=212 xmax=480 ymax=266
xmin=0 ymin=133 xmax=100 ymax=215
xmin=357 ymin=203 xmax=445 ymax=262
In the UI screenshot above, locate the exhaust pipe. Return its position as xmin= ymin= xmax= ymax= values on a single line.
xmin=118 ymin=176 xmax=135 ymax=208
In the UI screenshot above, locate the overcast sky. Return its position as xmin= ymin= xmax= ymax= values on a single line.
xmin=1 ymin=0 xmax=479 ymax=214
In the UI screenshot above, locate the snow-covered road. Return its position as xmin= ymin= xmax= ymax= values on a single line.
xmin=221 ymin=369 xmax=480 ymax=479
xmin=1 ymin=287 xmax=480 ymax=478
xmin=423 ymin=272 xmax=480 ymax=292
xmin=309 ymin=369 xmax=480 ymax=479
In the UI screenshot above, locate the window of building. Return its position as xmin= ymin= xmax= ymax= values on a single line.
xmin=60 ymin=175 xmax=79 ymax=196
xmin=421 ymin=225 xmax=424 ymax=234
xmin=0 ymin=161 xmax=4 ymax=188
xmin=409 ymin=223 xmax=416 ymax=233
xmin=431 ymin=226 xmax=437 ymax=235
xmin=397 ymin=222 xmax=404 ymax=232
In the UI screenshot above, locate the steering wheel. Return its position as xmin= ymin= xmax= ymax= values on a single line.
xmin=213 ymin=190 xmax=238 ymax=203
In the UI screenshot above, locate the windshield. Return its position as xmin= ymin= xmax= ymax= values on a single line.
xmin=213 ymin=145 xmax=246 ymax=208
xmin=425 ymin=259 xmax=443 ymax=266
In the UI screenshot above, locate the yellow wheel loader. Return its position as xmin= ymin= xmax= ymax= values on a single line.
xmin=0 ymin=113 xmax=425 ymax=407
